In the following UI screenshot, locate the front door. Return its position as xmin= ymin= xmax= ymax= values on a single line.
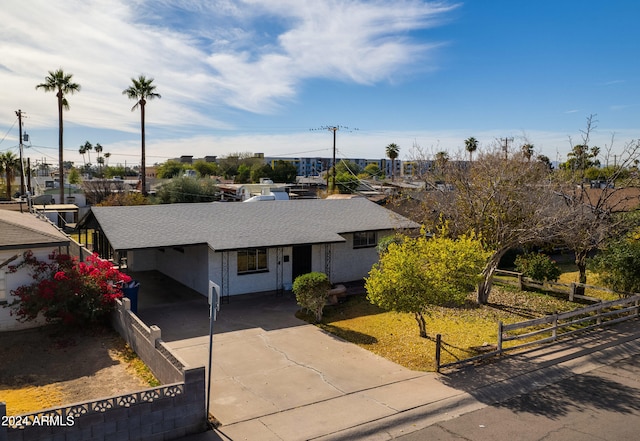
xmin=292 ymin=245 xmax=312 ymax=281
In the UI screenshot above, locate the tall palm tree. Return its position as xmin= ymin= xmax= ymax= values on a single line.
xmin=79 ymin=141 xmax=93 ymax=169
xmin=464 ymin=137 xmax=478 ymax=162
xmin=123 ymin=75 xmax=161 ymax=196
xmin=385 ymin=143 xmax=400 ymax=181
xmin=94 ymin=143 xmax=103 ymax=176
xmin=0 ymin=152 xmax=20 ymax=199
xmin=79 ymin=144 xmax=87 ymax=166
xmin=36 ymin=69 xmax=80 ymax=203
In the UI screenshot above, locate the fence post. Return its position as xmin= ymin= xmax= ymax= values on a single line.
xmin=517 ymin=273 xmax=523 ymax=290
xmin=569 ymin=283 xmax=576 ymax=302
xmin=597 ymin=304 xmax=602 ymax=326
xmin=435 ymin=334 xmax=441 ymax=373
xmin=635 ymin=298 xmax=639 ymax=318
xmin=497 ymin=322 xmax=503 ymax=354
xmin=552 ymin=312 xmax=558 ymax=340
xmin=150 ymin=325 xmax=161 ymax=346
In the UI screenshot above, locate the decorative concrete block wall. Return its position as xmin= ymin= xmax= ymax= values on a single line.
xmin=1 ymin=298 xmax=207 ymax=441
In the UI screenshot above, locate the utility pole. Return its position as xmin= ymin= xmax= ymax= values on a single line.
xmin=500 ymin=137 xmax=513 ymax=160
xmin=310 ymin=125 xmax=358 ymax=192
xmin=15 ymin=110 xmax=25 ymax=196
xmin=329 ymin=126 xmax=338 ymax=191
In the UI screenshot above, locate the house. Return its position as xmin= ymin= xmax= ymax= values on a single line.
xmin=0 ymin=210 xmax=71 ymax=331
xmin=78 ymin=198 xmax=419 ymax=301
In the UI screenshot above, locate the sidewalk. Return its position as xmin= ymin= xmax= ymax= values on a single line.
xmin=182 ymin=319 xmax=640 ymax=441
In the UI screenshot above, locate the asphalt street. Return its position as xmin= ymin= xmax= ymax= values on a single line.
xmin=395 ymin=352 xmax=640 ymax=441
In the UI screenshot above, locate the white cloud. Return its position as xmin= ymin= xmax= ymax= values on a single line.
xmin=0 ymin=0 xmax=457 ymax=134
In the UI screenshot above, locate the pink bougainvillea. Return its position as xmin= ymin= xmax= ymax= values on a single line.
xmin=7 ymin=251 xmax=131 ymax=326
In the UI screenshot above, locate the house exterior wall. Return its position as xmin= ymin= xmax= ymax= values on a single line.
xmin=209 ymin=247 xmax=293 ymax=296
xmin=122 ymin=232 xmax=391 ymax=299
xmin=126 ymin=246 xmax=209 ymax=296
xmin=156 ymin=245 xmax=209 ymax=296
xmin=0 ymin=248 xmax=56 ymax=332
xmin=330 ymin=231 xmax=391 ymax=283
xmin=205 ymin=233 xmax=390 ymax=296
xmin=126 ymin=248 xmax=157 ymax=271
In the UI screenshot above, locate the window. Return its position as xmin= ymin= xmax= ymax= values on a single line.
xmin=353 ymin=231 xmax=377 ymax=248
xmin=237 ymin=248 xmax=268 ymax=274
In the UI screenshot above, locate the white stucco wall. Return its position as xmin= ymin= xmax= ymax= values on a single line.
xmin=155 ymin=245 xmax=209 ymax=296
xmin=0 ymin=248 xmax=56 ymax=332
xmin=126 ymin=246 xmax=209 ymax=296
xmin=204 ymin=233 xmax=388 ymax=296
xmin=120 ymin=231 xmax=390 ymax=299
xmin=330 ymin=230 xmax=392 ymax=283
xmin=126 ymin=249 xmax=157 ymax=271
xmin=208 ymin=246 xmax=296 ymax=296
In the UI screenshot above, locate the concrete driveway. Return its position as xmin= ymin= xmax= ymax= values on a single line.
xmin=132 ymin=271 xmax=426 ymax=425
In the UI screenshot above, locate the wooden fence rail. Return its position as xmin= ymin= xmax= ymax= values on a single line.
xmin=436 ymin=286 xmax=640 ymax=372
xmin=493 ymin=269 xmax=618 ymax=303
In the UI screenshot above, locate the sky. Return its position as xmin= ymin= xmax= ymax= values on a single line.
xmin=0 ymin=0 xmax=638 ymax=169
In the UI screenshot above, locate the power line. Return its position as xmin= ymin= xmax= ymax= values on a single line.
xmin=0 ymin=118 xmax=18 ymax=146
xmin=310 ymin=125 xmax=358 ymax=189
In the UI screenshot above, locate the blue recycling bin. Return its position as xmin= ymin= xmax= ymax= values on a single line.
xmin=122 ymin=281 xmax=140 ymax=314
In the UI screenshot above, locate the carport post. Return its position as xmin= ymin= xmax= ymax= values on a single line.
xmin=206 ymin=281 xmax=221 ymax=419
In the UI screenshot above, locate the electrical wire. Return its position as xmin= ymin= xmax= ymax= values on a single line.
xmin=0 ymin=119 xmax=18 ymax=147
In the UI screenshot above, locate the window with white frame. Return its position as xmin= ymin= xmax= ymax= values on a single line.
xmin=353 ymin=231 xmax=377 ymax=248
xmin=237 ymin=248 xmax=268 ymax=274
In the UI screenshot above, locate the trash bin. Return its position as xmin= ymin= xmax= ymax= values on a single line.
xmin=121 ymin=281 xmax=141 ymax=314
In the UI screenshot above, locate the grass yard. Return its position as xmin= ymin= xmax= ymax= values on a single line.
xmin=302 ymin=279 xmax=618 ymax=372
xmin=556 ymin=263 xmax=619 ymax=301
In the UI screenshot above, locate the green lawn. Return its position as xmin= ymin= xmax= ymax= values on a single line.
xmin=301 ymin=281 xmax=614 ymax=372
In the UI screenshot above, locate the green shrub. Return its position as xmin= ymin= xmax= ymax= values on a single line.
xmin=292 ymin=272 xmax=331 ymax=322
xmin=514 ymin=252 xmax=561 ymax=282
xmin=589 ymin=237 xmax=640 ymax=295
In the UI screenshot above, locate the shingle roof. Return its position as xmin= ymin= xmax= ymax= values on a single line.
xmin=90 ymin=198 xmax=419 ymax=251
xmin=0 ymin=210 xmax=70 ymax=250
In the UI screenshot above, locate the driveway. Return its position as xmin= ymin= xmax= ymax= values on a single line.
xmin=132 ymin=271 xmax=426 ymax=425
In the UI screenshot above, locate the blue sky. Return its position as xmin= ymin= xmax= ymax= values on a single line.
xmin=0 ymin=0 xmax=638 ymax=169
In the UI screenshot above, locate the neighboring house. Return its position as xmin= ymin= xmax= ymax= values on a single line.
xmin=0 ymin=210 xmax=71 ymax=331
xmin=78 ymin=198 xmax=419 ymax=300
xmin=218 ymin=180 xmax=290 ymax=201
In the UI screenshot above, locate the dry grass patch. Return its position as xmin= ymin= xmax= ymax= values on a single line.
xmin=0 ymin=385 xmax=64 ymax=416
xmin=0 ymin=326 xmax=158 ymax=416
xmin=556 ymin=263 xmax=619 ymax=301
xmin=302 ymin=286 xmax=586 ymax=371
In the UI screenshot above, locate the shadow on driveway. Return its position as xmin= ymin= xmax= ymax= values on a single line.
xmin=128 ymin=270 xmax=306 ymax=341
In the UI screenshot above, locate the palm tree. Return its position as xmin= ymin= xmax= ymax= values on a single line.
xmin=94 ymin=143 xmax=103 ymax=176
xmin=123 ymin=75 xmax=161 ymax=196
xmin=385 ymin=143 xmax=400 ymax=181
xmin=79 ymin=144 xmax=86 ymax=166
xmin=464 ymin=137 xmax=478 ymax=162
xmin=36 ymin=69 xmax=80 ymax=203
xmin=79 ymin=141 xmax=93 ymax=168
xmin=0 ymin=152 xmax=20 ymax=199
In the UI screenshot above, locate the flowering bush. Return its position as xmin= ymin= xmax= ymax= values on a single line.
xmin=7 ymin=251 xmax=131 ymax=326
